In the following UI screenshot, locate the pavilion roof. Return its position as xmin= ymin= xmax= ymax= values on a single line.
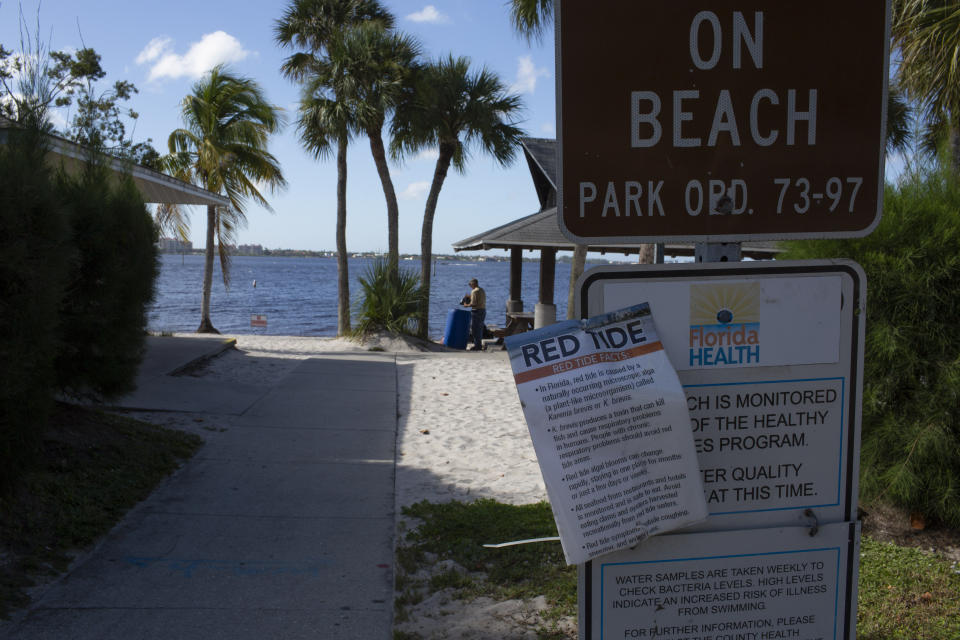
xmin=452 ymin=206 xmax=781 ymax=258
xmin=453 ymin=137 xmax=781 ymax=259
xmin=0 ymin=120 xmax=229 ymax=207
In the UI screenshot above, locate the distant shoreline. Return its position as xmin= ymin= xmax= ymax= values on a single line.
xmin=155 ymin=250 xmax=617 ymax=264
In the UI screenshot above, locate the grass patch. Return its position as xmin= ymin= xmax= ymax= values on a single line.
xmin=0 ymin=403 xmax=202 ymax=618
xmin=397 ymin=500 xmax=960 ymax=638
xmin=399 ymin=499 xmax=575 ymax=615
xmin=858 ymin=536 xmax=960 ymax=639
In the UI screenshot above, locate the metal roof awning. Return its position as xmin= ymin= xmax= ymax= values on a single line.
xmin=452 ymin=207 xmax=782 ymax=259
xmin=0 ymin=122 xmax=229 ymax=207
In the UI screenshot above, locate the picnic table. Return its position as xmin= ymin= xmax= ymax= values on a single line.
xmin=492 ymin=311 xmax=536 ymax=343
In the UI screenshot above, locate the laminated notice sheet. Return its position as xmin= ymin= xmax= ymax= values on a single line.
xmin=505 ymin=303 xmax=707 ymax=565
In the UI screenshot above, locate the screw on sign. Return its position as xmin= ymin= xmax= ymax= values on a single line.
xmin=556 ymin=1 xmax=890 ymax=243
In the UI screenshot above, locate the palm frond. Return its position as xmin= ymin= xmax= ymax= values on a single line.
xmin=215 ymin=204 xmax=243 ymax=288
xmin=275 ymin=0 xmax=395 ymax=53
xmin=155 ymin=203 xmax=191 ymax=241
xmin=509 ymin=0 xmax=553 ymax=43
xmin=894 ymin=1 xmax=960 ymax=136
xmin=168 ymin=65 xmax=285 ymax=214
xmin=887 ymin=85 xmax=913 ymax=156
xmin=297 ymin=90 xmax=353 ymax=160
xmin=353 ymin=256 xmax=425 ymax=336
xmin=390 ymin=54 xmax=525 ymax=174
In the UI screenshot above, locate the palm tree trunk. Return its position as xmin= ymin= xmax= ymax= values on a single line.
xmin=566 ymin=244 xmax=588 ymax=319
xmin=336 ymin=132 xmax=351 ymax=336
xmin=418 ymin=143 xmax=455 ymax=339
xmin=951 ymin=123 xmax=960 ymax=174
xmin=197 ymin=204 xmax=219 ymax=333
xmin=368 ymin=125 xmax=400 ymax=276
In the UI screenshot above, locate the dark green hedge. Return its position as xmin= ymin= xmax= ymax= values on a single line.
xmin=0 ymin=126 xmax=158 ymax=489
xmin=0 ymin=127 xmax=71 ymax=487
xmin=55 ymin=162 xmax=157 ymax=398
xmin=781 ymin=166 xmax=960 ymax=525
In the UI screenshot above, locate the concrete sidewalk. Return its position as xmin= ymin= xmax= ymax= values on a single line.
xmin=2 ymin=338 xmax=398 ymax=639
xmin=114 ymin=336 xmax=268 ymax=415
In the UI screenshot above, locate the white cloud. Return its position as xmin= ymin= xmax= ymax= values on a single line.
xmin=406 ymin=5 xmax=447 ymax=23
xmin=400 ymin=181 xmax=431 ymax=200
xmin=46 ymin=107 xmax=69 ymax=130
xmin=510 ymin=55 xmax=549 ymax=95
xmin=135 ymin=37 xmax=172 ymax=65
xmin=541 ymin=122 xmax=555 ymax=136
xmin=415 ymin=148 xmax=439 ymax=162
xmin=137 ymin=31 xmax=251 ymax=82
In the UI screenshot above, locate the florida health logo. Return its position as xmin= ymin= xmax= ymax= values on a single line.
xmin=688 ymin=283 xmax=760 ymax=367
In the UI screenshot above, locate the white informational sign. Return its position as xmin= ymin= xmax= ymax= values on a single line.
xmin=603 ymin=277 xmax=842 ymax=370
xmin=505 ymin=304 xmax=708 ymax=565
xmin=686 ymin=377 xmax=848 ymax=517
xmin=578 ymin=261 xmax=864 ymax=532
xmin=580 ymin=522 xmax=860 ymax=640
xmin=576 ymin=261 xmax=865 ymax=640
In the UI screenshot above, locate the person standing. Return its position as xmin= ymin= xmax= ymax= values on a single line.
xmin=464 ymin=278 xmax=486 ymax=351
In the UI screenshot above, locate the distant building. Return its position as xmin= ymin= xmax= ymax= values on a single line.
xmin=157 ymin=237 xmax=193 ymax=253
xmin=237 ymin=244 xmax=265 ymax=256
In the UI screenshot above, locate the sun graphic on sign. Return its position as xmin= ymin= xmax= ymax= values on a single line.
xmin=690 ymin=283 xmax=761 ymax=326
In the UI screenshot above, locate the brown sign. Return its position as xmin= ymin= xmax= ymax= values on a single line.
xmin=557 ymin=1 xmax=890 ymax=243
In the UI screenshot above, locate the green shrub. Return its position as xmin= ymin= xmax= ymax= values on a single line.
xmin=0 ymin=125 xmax=71 ymax=489
xmin=55 ymin=160 xmax=158 ymax=399
xmin=354 ymin=258 xmax=426 ymax=337
xmin=780 ymin=166 xmax=960 ymax=525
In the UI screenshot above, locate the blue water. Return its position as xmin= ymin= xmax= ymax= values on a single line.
xmin=148 ymin=254 xmax=579 ymax=339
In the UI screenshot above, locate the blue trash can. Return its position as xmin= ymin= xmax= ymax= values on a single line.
xmin=443 ymin=308 xmax=470 ymax=350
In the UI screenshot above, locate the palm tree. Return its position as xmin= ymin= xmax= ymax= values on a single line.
xmin=275 ymin=0 xmax=394 ymax=336
xmin=392 ymin=56 xmax=524 ymax=338
xmin=332 ymin=23 xmax=419 ymax=276
xmin=291 ymin=66 xmax=362 ymax=337
xmin=166 ymin=65 xmax=285 ymax=333
xmin=893 ymin=0 xmax=960 ymax=166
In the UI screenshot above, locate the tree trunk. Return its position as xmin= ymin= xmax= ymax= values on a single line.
xmin=336 ymin=132 xmax=351 ymax=336
xmin=197 ymin=204 xmax=219 ymax=333
xmin=418 ymin=143 xmax=455 ymax=339
xmin=567 ymin=244 xmax=588 ymax=319
xmin=368 ymin=124 xmax=400 ymax=277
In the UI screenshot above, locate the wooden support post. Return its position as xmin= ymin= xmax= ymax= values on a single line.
xmin=508 ymin=247 xmax=523 ymax=312
xmin=536 ymin=247 xmax=558 ymax=329
xmin=539 ymin=248 xmax=556 ymax=306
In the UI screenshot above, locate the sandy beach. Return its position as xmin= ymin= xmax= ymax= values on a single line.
xmin=146 ymin=332 xmax=569 ymax=639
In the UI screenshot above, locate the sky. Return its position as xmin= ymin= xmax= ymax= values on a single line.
xmin=3 ymin=1 xmax=905 ymax=256
xmin=1 ymin=0 xmax=556 ymax=254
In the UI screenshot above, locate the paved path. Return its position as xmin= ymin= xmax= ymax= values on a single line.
xmin=2 ymin=339 xmax=397 ymax=639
